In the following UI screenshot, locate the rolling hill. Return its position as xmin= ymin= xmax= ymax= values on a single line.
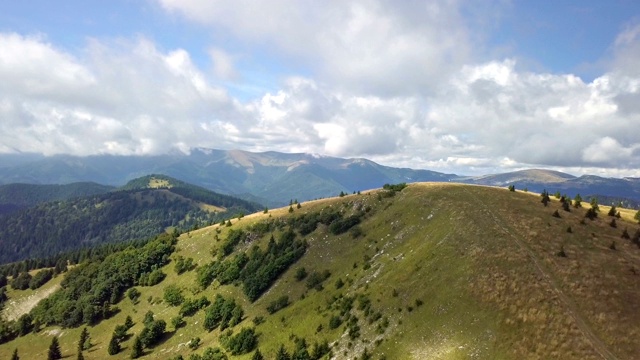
xmin=0 ymin=175 xmax=261 ymax=265
xmin=0 ymin=183 xmax=638 ymax=359
xmin=0 ymin=182 xmax=114 ymax=215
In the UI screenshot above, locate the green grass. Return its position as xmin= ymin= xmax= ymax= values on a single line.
xmin=1 ymin=183 xmax=639 ymax=359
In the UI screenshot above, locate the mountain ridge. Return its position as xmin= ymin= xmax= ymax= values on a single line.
xmin=1 ymin=149 xmax=639 ymax=207
xmin=1 ymin=183 xmax=639 ymax=359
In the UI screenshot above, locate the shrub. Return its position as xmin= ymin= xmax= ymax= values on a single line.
xmin=329 ymin=315 xmax=342 ymax=329
xmin=127 ymin=288 xmax=141 ymax=302
xmin=163 ymin=285 xmax=185 ymax=306
xmin=266 ymin=296 xmax=290 ymax=314
xmin=172 ymin=316 xmax=186 ymax=329
xmin=295 ymin=267 xmax=308 ymax=281
xmin=306 ymin=270 xmax=331 ymax=291
xmin=556 ymin=246 xmax=567 ymax=258
xmin=189 ymin=337 xmax=201 ymax=350
xmin=221 ymin=328 xmax=258 ymax=355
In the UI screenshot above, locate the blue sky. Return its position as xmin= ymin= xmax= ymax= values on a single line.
xmin=0 ymin=0 xmax=639 ymax=176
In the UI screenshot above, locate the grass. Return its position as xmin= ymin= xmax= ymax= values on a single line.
xmin=1 ymin=183 xmax=639 ymax=359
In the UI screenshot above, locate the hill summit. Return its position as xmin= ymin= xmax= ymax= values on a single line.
xmin=0 ymin=183 xmax=639 ymax=359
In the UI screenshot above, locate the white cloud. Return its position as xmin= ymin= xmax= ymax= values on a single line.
xmin=0 ymin=33 xmax=249 ymax=156
xmin=157 ymin=0 xmax=475 ymax=96
xmin=2 ymin=2 xmax=640 ymax=179
xmin=208 ymin=47 xmax=239 ymax=81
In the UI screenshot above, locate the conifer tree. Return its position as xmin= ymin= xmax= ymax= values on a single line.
xmin=108 ymin=335 xmax=121 ymax=355
xmin=79 ymin=327 xmax=90 ymax=350
xmin=131 ymin=336 xmax=143 ymax=359
xmin=77 ymin=350 xmax=85 ymax=360
xmin=48 ymin=336 xmax=62 ymax=360
xmin=125 ymin=315 xmax=134 ymax=329
xmin=275 ymin=344 xmax=291 ymax=360
xmin=573 ymin=193 xmax=583 ymax=208
xmin=541 ymin=190 xmax=550 ymax=206
xmin=608 ymin=205 xmax=617 ymax=217
xmin=11 ymin=348 xmax=19 ymax=360
xmin=252 ymin=349 xmax=265 ymax=360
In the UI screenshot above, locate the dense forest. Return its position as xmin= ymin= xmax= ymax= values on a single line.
xmin=0 ymin=182 xmax=114 ymax=215
xmin=0 ymin=176 xmax=262 ymax=264
xmin=0 ymin=232 xmax=178 ymax=343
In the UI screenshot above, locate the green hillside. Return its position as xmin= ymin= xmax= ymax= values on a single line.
xmin=0 ymin=183 xmax=639 ymax=359
xmin=0 ymin=175 xmax=262 ymax=265
xmin=0 ymin=182 xmax=114 ymax=215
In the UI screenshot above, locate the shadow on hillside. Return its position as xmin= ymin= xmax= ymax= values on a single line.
xmin=149 ymin=330 xmax=177 ymax=350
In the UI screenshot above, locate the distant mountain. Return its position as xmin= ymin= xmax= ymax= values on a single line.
xmin=0 ymin=182 xmax=114 ymax=215
xmin=0 ymin=149 xmax=456 ymax=206
xmin=460 ymin=169 xmax=640 ymax=207
xmin=0 ymin=175 xmax=261 ymax=264
xmin=1 ymin=150 xmax=639 ymax=207
xmin=460 ymin=169 xmax=577 ymax=185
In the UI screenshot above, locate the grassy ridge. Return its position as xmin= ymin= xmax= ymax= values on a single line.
xmin=0 ymin=183 xmax=638 ymax=359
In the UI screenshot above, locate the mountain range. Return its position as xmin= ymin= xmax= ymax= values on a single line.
xmin=1 ymin=149 xmax=639 ymax=207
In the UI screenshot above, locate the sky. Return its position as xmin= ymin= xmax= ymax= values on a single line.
xmin=1 ymin=1 xmax=640 ymax=177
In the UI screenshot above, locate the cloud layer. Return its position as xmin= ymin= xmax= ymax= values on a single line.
xmin=1 ymin=1 xmax=640 ymax=177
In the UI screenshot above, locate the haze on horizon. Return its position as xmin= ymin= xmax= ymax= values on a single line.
xmin=1 ymin=1 xmax=640 ymax=177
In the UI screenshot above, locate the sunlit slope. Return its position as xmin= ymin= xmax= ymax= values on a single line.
xmin=1 ymin=183 xmax=638 ymax=359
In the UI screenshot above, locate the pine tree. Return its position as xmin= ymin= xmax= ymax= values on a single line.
xmin=275 ymin=344 xmax=291 ymax=360
xmin=10 ymin=348 xmax=19 ymax=360
xmin=622 ymin=228 xmax=630 ymax=239
xmin=608 ymin=205 xmax=617 ymax=217
xmin=573 ymin=193 xmax=583 ymax=208
xmin=79 ymin=327 xmax=90 ymax=351
xmin=108 ymin=335 xmax=121 ymax=355
xmin=48 ymin=336 xmax=62 ymax=360
xmin=541 ymin=190 xmax=550 ymax=206
xmin=635 ymin=209 xmax=640 ymax=224
xmin=251 ymin=349 xmax=265 ymax=360
xmin=125 ymin=315 xmax=134 ymax=329
xmin=77 ymin=350 xmax=85 ymax=360
xmin=131 ymin=336 xmax=143 ymax=359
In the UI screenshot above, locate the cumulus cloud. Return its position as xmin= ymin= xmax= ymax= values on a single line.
xmin=2 ymin=1 xmax=640 ymax=178
xmin=0 ymin=33 xmax=251 ymax=155
xmin=157 ymin=0 xmax=474 ymax=96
